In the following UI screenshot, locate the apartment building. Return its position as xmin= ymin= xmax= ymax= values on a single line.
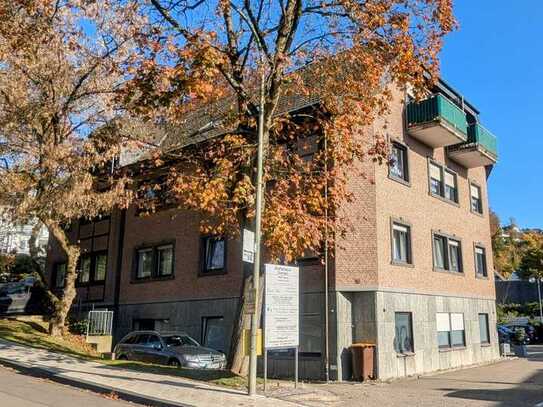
xmin=46 ymin=78 xmax=499 ymax=381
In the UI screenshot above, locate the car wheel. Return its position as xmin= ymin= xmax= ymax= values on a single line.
xmin=117 ymin=354 xmax=128 ymax=361
xmin=168 ymin=359 xmax=181 ymax=368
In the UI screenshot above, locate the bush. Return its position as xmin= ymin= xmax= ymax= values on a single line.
xmin=68 ymin=318 xmax=88 ymax=335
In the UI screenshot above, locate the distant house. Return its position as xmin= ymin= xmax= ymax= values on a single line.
xmin=0 ymin=214 xmax=48 ymax=256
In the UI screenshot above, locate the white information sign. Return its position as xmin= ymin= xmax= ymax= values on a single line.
xmin=264 ymin=264 xmax=299 ymax=348
xmin=242 ymin=229 xmax=255 ymax=263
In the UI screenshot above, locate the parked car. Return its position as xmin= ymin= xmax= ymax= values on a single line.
xmin=113 ymin=331 xmax=227 ymax=369
xmin=504 ymin=323 xmax=537 ymax=344
xmin=497 ymin=325 xmax=514 ymax=344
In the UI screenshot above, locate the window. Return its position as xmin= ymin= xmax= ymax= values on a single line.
xmin=429 ymin=161 xmax=458 ymax=203
xmin=157 ymin=245 xmax=174 ymax=276
xmin=437 ymin=312 xmax=465 ymax=348
xmin=448 ymin=239 xmax=462 ymax=273
xmin=94 ymin=254 xmax=107 ymax=282
xmin=479 ymin=313 xmax=490 ymax=344
xmin=389 ymin=142 xmax=409 ymax=182
xmin=433 ymin=233 xmax=463 ymax=273
xmin=429 ymin=162 xmax=443 ymax=196
xmin=202 ymin=316 xmax=227 ymax=353
xmin=394 ymin=312 xmax=414 ymax=354
xmin=475 ymin=246 xmax=488 ymax=277
xmin=301 ymin=313 xmax=322 ymax=355
xmin=78 ymin=253 xmax=108 ymax=284
xmin=54 ymin=263 xmax=66 ymax=288
xmin=135 ymin=243 xmax=175 ymax=280
xmin=136 ymin=248 xmax=153 ymax=279
xmin=201 ymin=236 xmax=226 ymax=274
xmin=392 ymin=222 xmax=412 ymax=264
xmin=80 ymin=256 xmax=91 ymax=283
xmin=444 ymin=170 xmax=458 ymax=202
xmin=470 ymin=184 xmax=483 ymax=214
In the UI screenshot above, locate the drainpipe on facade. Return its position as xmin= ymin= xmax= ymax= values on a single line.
xmin=112 ymin=208 xmax=127 ymax=341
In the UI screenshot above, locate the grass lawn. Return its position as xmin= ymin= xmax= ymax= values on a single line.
xmin=0 ymin=318 xmax=248 ymax=389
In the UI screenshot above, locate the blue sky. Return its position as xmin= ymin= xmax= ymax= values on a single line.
xmin=439 ymin=1 xmax=543 ymax=228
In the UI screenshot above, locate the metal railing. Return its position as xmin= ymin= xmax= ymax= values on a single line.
xmin=407 ymin=94 xmax=469 ymax=136
xmin=86 ymin=309 xmax=114 ymax=337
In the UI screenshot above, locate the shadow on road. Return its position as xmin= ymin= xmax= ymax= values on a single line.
xmin=438 ymin=345 xmax=543 ymax=407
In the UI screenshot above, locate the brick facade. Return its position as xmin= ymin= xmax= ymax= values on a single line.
xmin=46 ymin=83 xmax=499 ymax=381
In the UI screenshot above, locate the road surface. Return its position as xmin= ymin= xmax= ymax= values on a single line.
xmin=0 ymin=365 xmax=142 ymax=407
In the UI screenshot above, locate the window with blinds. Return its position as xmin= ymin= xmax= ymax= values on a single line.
xmin=429 ymin=161 xmax=458 ymax=203
xmin=437 ymin=312 xmax=465 ymax=348
xmin=433 ymin=233 xmax=463 ymax=273
xmin=475 ymin=246 xmax=487 ymax=277
xmin=392 ymin=222 xmax=412 ymax=264
xmin=470 ymin=183 xmax=483 ymax=214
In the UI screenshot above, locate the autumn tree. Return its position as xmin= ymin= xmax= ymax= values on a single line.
xmin=518 ymin=232 xmax=543 ymax=281
xmin=0 ymin=1 xmax=139 ymax=335
xmin=122 ymin=0 xmax=456 ymax=373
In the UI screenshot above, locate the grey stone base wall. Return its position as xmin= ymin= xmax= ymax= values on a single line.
xmin=115 ymin=297 xmax=240 ymax=351
xmin=115 ymin=292 xmax=328 ymax=380
xmin=334 ymin=291 xmax=501 ymax=381
xmin=373 ymin=291 xmax=500 ymax=380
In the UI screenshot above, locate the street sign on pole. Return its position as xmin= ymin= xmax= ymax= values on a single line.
xmin=242 ymin=229 xmax=255 ymax=263
xmin=264 ymin=264 xmax=299 ymax=348
xmin=263 ymin=264 xmax=300 ymax=390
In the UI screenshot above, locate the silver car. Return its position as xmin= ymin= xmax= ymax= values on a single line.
xmin=113 ymin=330 xmax=227 ymax=369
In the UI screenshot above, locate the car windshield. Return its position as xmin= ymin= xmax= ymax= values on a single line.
xmin=163 ymin=335 xmax=200 ymax=347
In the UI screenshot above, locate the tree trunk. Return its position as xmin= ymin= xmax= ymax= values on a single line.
xmin=44 ymin=221 xmax=80 ymax=337
xmin=48 ymin=249 xmax=79 ymax=336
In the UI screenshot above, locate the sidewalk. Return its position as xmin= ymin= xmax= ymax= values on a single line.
xmin=0 ymin=339 xmax=299 ymax=407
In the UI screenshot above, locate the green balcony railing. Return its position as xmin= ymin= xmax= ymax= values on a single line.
xmin=467 ymin=123 xmax=498 ymax=158
xmin=407 ymin=94 xmax=468 ymax=136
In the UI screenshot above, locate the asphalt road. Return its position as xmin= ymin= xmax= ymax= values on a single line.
xmin=272 ymin=345 xmax=543 ymax=407
xmin=0 ymin=365 xmax=143 ymax=407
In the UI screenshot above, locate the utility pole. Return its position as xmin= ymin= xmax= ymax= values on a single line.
xmin=248 ymin=67 xmax=266 ymax=397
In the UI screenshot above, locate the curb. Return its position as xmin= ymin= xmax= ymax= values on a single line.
xmin=0 ymin=356 xmax=193 ymax=407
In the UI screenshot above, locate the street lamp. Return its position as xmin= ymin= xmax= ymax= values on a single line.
xmin=529 ymin=276 xmax=543 ymax=324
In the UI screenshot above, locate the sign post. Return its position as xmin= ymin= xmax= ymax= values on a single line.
xmin=263 ymin=264 xmax=300 ymax=391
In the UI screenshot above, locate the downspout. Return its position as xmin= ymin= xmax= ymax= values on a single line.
xmin=112 ymin=208 xmax=127 ymax=340
xmin=324 ymin=128 xmax=330 ymax=382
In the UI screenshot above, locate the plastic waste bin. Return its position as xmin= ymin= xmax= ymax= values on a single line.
xmin=351 ymin=343 xmax=375 ymax=381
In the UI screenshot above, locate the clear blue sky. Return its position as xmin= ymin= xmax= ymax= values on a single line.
xmin=439 ymin=1 xmax=542 ymax=228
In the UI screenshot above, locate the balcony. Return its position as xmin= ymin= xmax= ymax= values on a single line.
xmin=446 ymin=123 xmax=498 ymax=168
xmin=406 ymin=94 xmax=468 ymax=148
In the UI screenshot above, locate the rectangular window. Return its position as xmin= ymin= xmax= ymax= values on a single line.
xmin=392 ymin=222 xmax=411 ymax=264
xmin=202 ymin=316 xmax=227 ymax=353
xmin=433 ymin=233 xmax=463 ymax=273
xmin=134 ymin=243 xmax=176 ymax=281
xmin=94 ymin=254 xmax=107 ymax=282
xmin=202 ymin=236 xmax=226 ymax=274
xmin=470 ymin=184 xmax=483 ymax=214
xmin=479 ymin=313 xmax=490 ymax=344
xmin=433 ymin=235 xmax=447 ymax=269
xmin=450 ymin=313 xmax=466 ymax=347
xmin=437 ymin=312 xmax=465 ymax=349
xmin=448 ymin=239 xmax=462 ymax=273
xmin=390 ymin=142 xmax=409 ymax=182
xmin=475 ymin=246 xmax=488 ymax=277
xmin=157 ymin=244 xmax=174 ymax=276
xmin=429 ymin=162 xmax=443 ymax=196
xmin=54 ymin=263 xmax=66 ymax=288
xmin=394 ymin=312 xmax=414 ymax=354
xmin=80 ymin=256 xmax=91 ymax=283
xmin=137 ymin=248 xmax=153 ymax=279
xmin=429 ymin=161 xmax=458 ymax=203
xmin=436 ymin=312 xmax=451 ymax=348
xmin=444 ymin=170 xmax=458 ymax=203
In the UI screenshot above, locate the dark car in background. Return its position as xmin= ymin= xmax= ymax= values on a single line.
xmin=113 ymin=331 xmax=227 ymax=369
